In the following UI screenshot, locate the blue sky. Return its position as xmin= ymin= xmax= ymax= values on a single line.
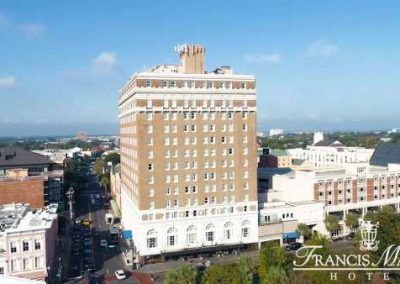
xmin=0 ymin=1 xmax=399 ymax=136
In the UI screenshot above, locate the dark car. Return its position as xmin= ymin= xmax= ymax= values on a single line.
xmin=286 ymin=242 xmax=303 ymax=251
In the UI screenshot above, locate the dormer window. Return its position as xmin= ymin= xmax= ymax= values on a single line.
xmin=241 ymin=82 xmax=246 ymax=89
xmin=162 ymin=81 xmax=168 ymax=87
xmin=145 ymin=80 xmax=151 ymax=87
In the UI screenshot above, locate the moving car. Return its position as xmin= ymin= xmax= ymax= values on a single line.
xmin=100 ymin=239 xmax=107 ymax=247
xmin=115 ymin=269 xmax=126 ymax=280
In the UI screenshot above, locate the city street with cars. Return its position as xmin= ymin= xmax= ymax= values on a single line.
xmin=65 ymin=161 xmax=138 ymax=283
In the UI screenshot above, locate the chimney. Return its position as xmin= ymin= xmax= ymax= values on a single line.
xmin=176 ymin=44 xmax=205 ymax=74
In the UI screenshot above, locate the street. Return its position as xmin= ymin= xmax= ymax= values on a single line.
xmin=64 ymin=164 xmax=138 ymax=283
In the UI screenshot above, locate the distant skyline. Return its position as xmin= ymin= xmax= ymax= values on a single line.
xmin=1 ymin=1 xmax=400 ymax=136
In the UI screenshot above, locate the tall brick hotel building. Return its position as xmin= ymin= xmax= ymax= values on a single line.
xmin=118 ymin=44 xmax=258 ymax=258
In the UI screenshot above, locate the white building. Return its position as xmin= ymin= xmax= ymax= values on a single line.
xmin=259 ymin=163 xmax=400 ymax=237
xmin=0 ymin=204 xmax=58 ymax=281
xmin=32 ymin=147 xmax=82 ymax=164
xmin=288 ymin=140 xmax=374 ymax=169
xmin=269 ymin=129 xmax=284 ymax=136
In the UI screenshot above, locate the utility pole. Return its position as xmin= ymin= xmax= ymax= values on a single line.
xmin=66 ymin=187 xmax=75 ymax=220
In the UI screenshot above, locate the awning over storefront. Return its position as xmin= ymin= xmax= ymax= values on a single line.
xmin=122 ymin=230 xmax=133 ymax=240
xmin=110 ymin=199 xmax=121 ymax=218
xmin=282 ymin=232 xmax=300 ymax=239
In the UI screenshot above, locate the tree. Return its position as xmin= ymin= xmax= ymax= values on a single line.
xmin=204 ymin=263 xmax=241 ymax=284
xmin=258 ymin=242 xmax=292 ymax=282
xmin=94 ymin=158 xmax=105 ymax=176
xmin=361 ymin=136 xmax=379 ymax=149
xmin=237 ymin=255 xmax=253 ymax=284
xmin=324 ymin=214 xmax=339 ymax=236
xmin=263 ymin=266 xmax=290 ymax=284
xmin=165 ymin=264 xmax=197 ymax=284
xmin=99 ymin=174 xmax=110 ymax=189
xmin=363 ymin=211 xmax=379 ymax=223
xmin=296 ymin=223 xmax=311 ymax=241
xmin=104 ymin=153 xmax=120 ymax=165
xmin=345 ymin=213 xmax=359 ymax=231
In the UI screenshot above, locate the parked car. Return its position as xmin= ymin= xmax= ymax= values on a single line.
xmin=115 ymin=269 xmax=126 ymax=280
xmin=286 ymin=242 xmax=303 ymax=251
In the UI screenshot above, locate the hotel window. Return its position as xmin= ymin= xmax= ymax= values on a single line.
xmin=228 ymin=148 xmax=234 ymax=155
xmin=147 ymin=100 xmax=152 ymax=108
xmin=163 ymin=113 xmax=169 ymax=120
xmin=11 ymin=260 xmax=17 ymax=272
xmin=206 ymin=228 xmax=215 ymax=242
xmin=147 ymin=125 xmax=153 ymax=134
xmin=147 ymin=237 xmax=157 ymax=249
xmin=170 ymin=81 xmax=176 ymax=87
xmin=242 ymin=112 xmax=248 ymax=119
xmin=208 ymin=82 xmax=213 ymax=88
xmin=210 ymin=112 xmax=215 ymax=120
xmin=164 ymin=99 xmax=169 ymax=108
xmin=148 ymin=164 xmax=153 ymax=171
xmin=191 ymin=125 xmax=196 ymax=131
xmin=162 ymin=80 xmax=168 ymax=87
xmin=23 ymin=258 xmax=29 ymax=270
xmin=172 ymin=99 xmax=177 ymax=108
xmin=145 ymin=80 xmax=151 ymax=87
xmin=203 ymin=100 xmax=208 ymax=108
xmin=191 ymin=100 xmax=196 ymax=107
xmin=210 ymin=100 xmax=215 ymax=108
xmin=146 ymin=113 xmax=153 ymax=120
xmin=202 ymin=113 xmax=208 ymax=120
xmin=23 ymin=241 xmax=29 ymax=251
xmin=149 ymin=189 xmax=154 ymax=197
xmin=10 ymin=242 xmax=17 ymax=253
xmin=0 ymin=267 xmax=3 ymax=275
xmin=229 ymin=100 xmax=234 ymax=108
xmin=191 ymin=112 xmax=196 ymax=119
xmin=242 ymin=124 xmax=248 ymax=131
xmin=241 ymin=82 xmax=246 ymax=88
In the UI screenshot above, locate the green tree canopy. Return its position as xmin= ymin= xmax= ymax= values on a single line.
xmin=104 ymin=152 xmax=120 ymax=165
xmin=165 ymin=264 xmax=198 ymax=284
xmin=237 ymin=255 xmax=253 ymax=284
xmin=204 ymin=263 xmax=241 ymax=284
xmin=345 ymin=212 xmax=359 ymax=229
xmin=296 ymin=223 xmax=311 ymax=240
xmin=258 ymin=242 xmax=292 ymax=282
xmin=324 ymin=214 xmax=339 ymax=235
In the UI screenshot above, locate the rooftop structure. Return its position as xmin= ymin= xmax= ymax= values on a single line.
xmin=370 ymin=142 xmax=400 ymax=167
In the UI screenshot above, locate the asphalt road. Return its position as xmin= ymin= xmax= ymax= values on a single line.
xmin=66 ymin=168 xmax=129 ymax=283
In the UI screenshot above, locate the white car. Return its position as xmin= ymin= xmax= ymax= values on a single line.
xmin=115 ymin=269 xmax=126 ymax=280
xmin=100 ymin=239 xmax=107 ymax=247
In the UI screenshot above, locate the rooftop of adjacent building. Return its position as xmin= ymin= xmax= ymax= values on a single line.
xmin=0 ymin=147 xmax=54 ymax=168
xmin=258 ymin=162 xmax=400 ymax=180
xmin=370 ymin=142 xmax=400 ymax=167
xmin=0 ymin=203 xmax=58 ymax=234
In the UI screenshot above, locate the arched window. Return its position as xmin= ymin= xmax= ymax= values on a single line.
xmin=241 ymin=220 xmax=250 ymax=238
xmin=224 ymin=222 xmax=233 ymax=240
xmin=146 ymin=229 xmax=157 ymax=249
xmin=167 ymin=227 xmax=177 ymax=247
xmin=205 ymin=224 xmax=215 ymax=243
xmin=186 ymin=225 xmax=197 ymax=245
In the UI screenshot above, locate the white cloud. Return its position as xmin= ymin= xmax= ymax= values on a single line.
xmin=243 ymin=52 xmax=281 ymax=63
xmin=17 ymin=23 xmax=46 ymax=37
xmin=305 ymin=40 xmax=338 ymax=57
xmin=0 ymin=76 xmax=16 ymax=87
xmin=92 ymin=52 xmax=118 ymax=74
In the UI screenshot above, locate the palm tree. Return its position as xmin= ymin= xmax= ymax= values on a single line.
xmin=324 ymin=214 xmax=339 ymax=236
xmin=296 ymin=223 xmax=311 ymax=241
xmin=345 ymin=212 xmax=359 ymax=231
xmin=237 ymin=255 xmax=253 ymax=284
